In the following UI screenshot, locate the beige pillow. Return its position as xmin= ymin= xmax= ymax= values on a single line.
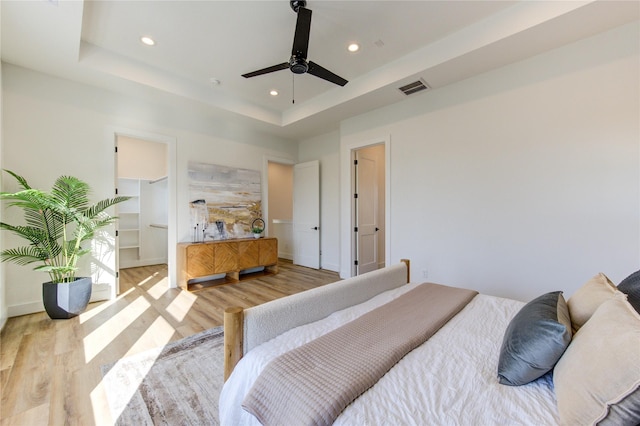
xmin=554 ymin=292 xmax=640 ymax=425
xmin=567 ymin=273 xmax=617 ymax=332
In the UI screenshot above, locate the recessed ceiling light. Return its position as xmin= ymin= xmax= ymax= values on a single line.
xmin=140 ymin=36 xmax=155 ymax=46
xmin=347 ymin=43 xmax=360 ymax=53
xmin=270 ymin=90 xmax=279 ymax=96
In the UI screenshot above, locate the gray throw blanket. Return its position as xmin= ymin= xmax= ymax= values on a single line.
xmin=242 ymin=283 xmax=478 ymax=426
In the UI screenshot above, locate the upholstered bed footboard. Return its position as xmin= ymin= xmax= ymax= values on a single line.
xmin=223 ymin=259 xmax=410 ymax=380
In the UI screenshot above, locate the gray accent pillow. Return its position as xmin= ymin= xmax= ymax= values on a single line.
xmin=617 ymin=269 xmax=640 ymax=314
xmin=497 ymin=291 xmax=572 ymax=386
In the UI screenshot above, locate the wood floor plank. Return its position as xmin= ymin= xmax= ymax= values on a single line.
xmin=0 ymin=259 xmax=340 ymax=425
xmin=0 ymin=402 xmax=49 ymax=426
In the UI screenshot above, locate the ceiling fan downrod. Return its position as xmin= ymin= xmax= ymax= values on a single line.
xmin=290 ymin=1 xmax=307 ymax=13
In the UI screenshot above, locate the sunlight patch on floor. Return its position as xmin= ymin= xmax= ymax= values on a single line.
xmin=78 ymin=287 xmax=135 ymax=324
xmin=165 ymin=290 xmax=197 ymax=322
xmin=83 ymin=296 xmax=151 ymax=363
xmin=122 ymin=316 xmax=175 ymax=359
xmin=135 ymin=274 xmax=155 ymax=287
xmin=146 ymin=276 xmax=170 ymax=300
xmin=90 ymin=381 xmax=113 ymax=426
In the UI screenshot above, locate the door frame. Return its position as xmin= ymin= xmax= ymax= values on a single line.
xmin=110 ymin=126 xmax=177 ymax=297
xmin=340 ymin=135 xmax=391 ymax=278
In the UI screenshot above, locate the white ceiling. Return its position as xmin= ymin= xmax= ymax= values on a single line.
xmin=2 ymin=0 xmax=638 ymax=140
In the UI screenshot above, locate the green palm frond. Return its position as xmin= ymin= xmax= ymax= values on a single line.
xmin=85 ymin=197 xmax=131 ymax=219
xmin=0 ymin=246 xmax=48 ymax=265
xmin=34 ymin=264 xmax=79 ymax=282
xmin=51 ymin=175 xmax=90 ymax=210
xmin=3 ymin=169 xmax=32 ymax=190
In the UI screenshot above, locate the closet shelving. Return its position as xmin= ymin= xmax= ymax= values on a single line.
xmin=117 ymin=176 xmax=169 ymax=268
xmin=117 ymin=178 xmax=141 ymax=257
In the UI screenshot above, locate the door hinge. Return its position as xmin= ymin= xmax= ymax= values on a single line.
xmin=115 ymin=188 xmax=118 ymax=195
xmin=353 ymin=193 xmax=358 ymax=199
xmin=353 ymin=159 xmax=358 ymax=165
xmin=354 ymin=227 xmax=358 ymax=232
xmin=354 ymin=260 xmax=359 ymax=266
xmin=115 ymin=146 xmax=118 ymax=153
xmin=115 ymin=230 xmax=119 ymax=237
xmin=116 ymin=271 xmax=119 ymax=278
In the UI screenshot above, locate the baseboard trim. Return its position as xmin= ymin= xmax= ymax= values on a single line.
xmin=7 ymin=283 xmax=112 ymax=317
xmin=91 ymin=287 xmax=111 ymax=302
xmin=119 ymin=258 xmax=168 ymax=269
xmin=278 ymin=252 xmax=293 ymax=261
xmin=321 ymin=262 xmax=340 ymax=273
xmin=7 ymin=300 xmax=43 ymax=317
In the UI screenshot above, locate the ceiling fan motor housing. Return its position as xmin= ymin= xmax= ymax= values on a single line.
xmin=289 ymin=55 xmax=309 ymax=74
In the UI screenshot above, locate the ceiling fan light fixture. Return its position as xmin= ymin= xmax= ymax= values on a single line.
xmin=140 ymin=36 xmax=155 ymax=46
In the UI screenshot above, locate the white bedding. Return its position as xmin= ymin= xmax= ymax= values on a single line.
xmin=219 ymin=283 xmax=560 ymax=425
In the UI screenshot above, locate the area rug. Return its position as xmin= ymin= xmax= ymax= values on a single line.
xmin=101 ymin=326 xmax=224 ymax=425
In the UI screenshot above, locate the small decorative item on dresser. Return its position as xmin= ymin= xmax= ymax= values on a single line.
xmin=251 ymin=218 xmax=265 ymax=238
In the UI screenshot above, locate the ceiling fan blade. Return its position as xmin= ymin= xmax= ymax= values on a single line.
xmin=242 ymin=63 xmax=289 ymax=78
xmin=307 ymin=61 xmax=348 ymax=86
xmin=292 ymin=7 xmax=312 ymax=58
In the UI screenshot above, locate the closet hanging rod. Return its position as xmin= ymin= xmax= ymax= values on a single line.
xmin=149 ymin=176 xmax=168 ymax=184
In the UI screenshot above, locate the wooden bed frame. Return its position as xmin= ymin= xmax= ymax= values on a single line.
xmin=223 ymin=259 xmax=410 ymax=380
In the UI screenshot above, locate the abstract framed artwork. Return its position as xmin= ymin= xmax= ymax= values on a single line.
xmin=188 ymin=161 xmax=262 ymax=241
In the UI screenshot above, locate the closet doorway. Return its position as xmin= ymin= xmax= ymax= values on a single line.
xmin=267 ymin=161 xmax=294 ymax=261
xmin=115 ymin=135 xmax=169 ymax=295
xmin=266 ymin=159 xmax=321 ymax=269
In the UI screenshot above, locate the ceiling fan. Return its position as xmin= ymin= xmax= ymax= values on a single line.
xmin=242 ymin=0 xmax=348 ymax=87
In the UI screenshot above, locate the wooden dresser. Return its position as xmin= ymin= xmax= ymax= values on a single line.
xmin=177 ymin=237 xmax=278 ymax=291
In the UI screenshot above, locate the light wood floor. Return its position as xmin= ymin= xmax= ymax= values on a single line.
xmin=0 ymin=260 xmax=339 ymax=425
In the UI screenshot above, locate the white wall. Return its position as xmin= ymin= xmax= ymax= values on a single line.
xmin=0 ymin=2 xmax=7 ymax=329
xmin=340 ymin=22 xmax=640 ymax=301
xmin=1 ymin=64 xmax=297 ymax=316
xmin=299 ymin=131 xmax=341 ymax=272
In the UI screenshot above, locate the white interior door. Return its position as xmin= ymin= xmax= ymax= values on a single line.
xmin=355 ymin=151 xmax=379 ymax=274
xmin=293 ymin=160 xmax=320 ymax=269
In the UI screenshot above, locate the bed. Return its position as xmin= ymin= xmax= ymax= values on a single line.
xmin=219 ymin=260 xmax=640 ymax=426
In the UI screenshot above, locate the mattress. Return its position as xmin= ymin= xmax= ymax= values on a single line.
xmin=219 ymin=283 xmax=560 ymax=425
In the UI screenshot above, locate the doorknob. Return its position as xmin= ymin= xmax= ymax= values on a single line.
xmin=375 ymin=227 xmax=379 ymax=231
xmin=312 ymin=226 xmax=318 ymax=230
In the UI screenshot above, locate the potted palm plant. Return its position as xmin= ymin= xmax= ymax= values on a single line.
xmin=0 ymin=170 xmax=129 ymax=319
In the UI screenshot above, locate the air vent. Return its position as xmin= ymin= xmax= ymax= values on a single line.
xmin=398 ymin=79 xmax=429 ymax=96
